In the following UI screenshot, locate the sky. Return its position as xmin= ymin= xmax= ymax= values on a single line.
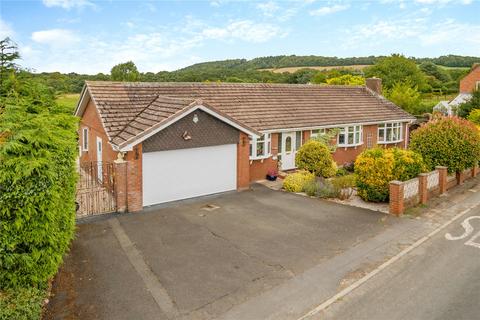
xmin=1 ymin=0 xmax=479 ymax=74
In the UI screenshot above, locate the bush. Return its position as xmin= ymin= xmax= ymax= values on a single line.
xmin=335 ymin=168 xmax=349 ymax=176
xmin=295 ymin=140 xmax=337 ymax=177
xmin=0 ymin=94 xmax=78 ymax=288
xmin=283 ymin=170 xmax=316 ymax=193
xmin=316 ymin=180 xmax=338 ymax=198
xmin=303 ymin=179 xmax=319 ymax=196
xmin=0 ymin=287 xmax=46 ymax=320
xmin=467 ymin=109 xmax=480 ymax=125
xmin=409 ymin=116 xmax=480 ymax=173
xmin=331 ymin=175 xmax=356 ymax=200
xmin=355 ymin=148 xmax=426 ymax=202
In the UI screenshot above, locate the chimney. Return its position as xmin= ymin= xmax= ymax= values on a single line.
xmin=366 ymin=78 xmax=382 ymax=95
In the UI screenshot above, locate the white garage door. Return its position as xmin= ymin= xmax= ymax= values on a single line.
xmin=142 ymin=144 xmax=237 ymax=206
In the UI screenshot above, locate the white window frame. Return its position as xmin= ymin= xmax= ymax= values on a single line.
xmin=338 ymin=125 xmax=363 ymax=147
xmin=82 ymin=127 xmax=89 ymax=151
xmin=476 ymin=81 xmax=480 ymax=91
xmin=377 ymin=122 xmax=403 ymax=144
xmin=310 ymin=128 xmax=326 ymax=139
xmin=249 ymin=133 xmax=271 ymax=160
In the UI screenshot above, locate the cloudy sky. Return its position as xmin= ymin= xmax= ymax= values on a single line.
xmin=1 ymin=0 xmax=479 ymax=74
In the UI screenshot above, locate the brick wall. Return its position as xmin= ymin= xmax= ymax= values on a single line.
xmin=79 ymin=99 xmax=117 ymax=164
xmin=237 ymin=132 xmax=251 ymax=188
xmin=459 ymin=65 xmax=480 ymax=93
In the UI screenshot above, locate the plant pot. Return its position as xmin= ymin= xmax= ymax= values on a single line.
xmin=266 ymin=175 xmax=277 ymax=181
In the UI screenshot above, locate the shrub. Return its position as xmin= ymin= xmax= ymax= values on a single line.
xmin=335 ymin=168 xmax=349 ymax=177
xmin=283 ymin=170 xmax=315 ymax=193
xmin=0 ymin=95 xmax=78 ymax=288
xmin=303 ymin=179 xmax=319 ymax=196
xmin=0 ymin=287 xmax=46 ymax=320
xmin=316 ymin=180 xmax=338 ymax=198
xmin=409 ymin=116 xmax=480 ymax=173
xmin=355 ymin=148 xmax=425 ymax=202
xmin=467 ymin=109 xmax=480 ymax=125
xmin=331 ymin=175 xmax=356 ymax=200
xmin=295 ymin=140 xmax=337 ymax=178
xmin=342 ymin=161 xmax=355 ymax=172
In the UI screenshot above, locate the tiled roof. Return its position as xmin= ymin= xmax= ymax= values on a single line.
xmin=84 ymin=81 xmax=415 ymax=147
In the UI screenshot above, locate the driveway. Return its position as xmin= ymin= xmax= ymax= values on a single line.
xmin=44 ymin=184 xmax=401 ymax=320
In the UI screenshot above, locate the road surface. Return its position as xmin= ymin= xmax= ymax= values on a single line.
xmin=316 ymin=207 xmax=480 ymax=320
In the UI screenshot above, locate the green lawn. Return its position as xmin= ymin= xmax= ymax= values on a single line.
xmin=56 ymin=93 xmax=80 ymax=112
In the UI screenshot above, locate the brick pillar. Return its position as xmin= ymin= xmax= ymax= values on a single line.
xmin=456 ymin=171 xmax=465 ymax=185
xmin=302 ymin=130 xmax=311 ymax=143
xmin=472 ymin=165 xmax=479 ymax=178
xmin=436 ymin=166 xmax=447 ymax=194
xmin=124 ymin=145 xmax=143 ymax=212
xmin=418 ymin=173 xmax=428 ymax=204
xmin=237 ymin=132 xmax=250 ymax=190
xmin=114 ymin=157 xmax=127 ymax=213
xmin=389 ymin=181 xmax=405 ymax=216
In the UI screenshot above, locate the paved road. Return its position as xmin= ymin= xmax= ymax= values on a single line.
xmin=317 ymin=207 xmax=480 ymax=320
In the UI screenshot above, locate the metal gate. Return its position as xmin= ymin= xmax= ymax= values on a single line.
xmin=76 ymin=161 xmax=116 ymax=217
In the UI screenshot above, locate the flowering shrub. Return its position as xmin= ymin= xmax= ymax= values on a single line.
xmin=355 ymin=147 xmax=425 ymax=202
xmin=295 ymin=140 xmax=337 ymax=178
xmin=409 ymin=116 xmax=480 ymax=173
xmin=283 ymin=170 xmax=315 ymax=193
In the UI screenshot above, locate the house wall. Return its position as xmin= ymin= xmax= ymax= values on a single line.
xmin=78 ymin=98 xmax=117 ymax=164
xmin=459 ymin=65 xmax=480 ymax=93
xmin=142 ymin=110 xmax=239 ymax=152
xmin=249 ymin=133 xmax=279 ymax=181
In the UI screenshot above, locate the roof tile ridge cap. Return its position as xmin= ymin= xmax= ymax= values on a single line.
xmin=112 ymin=93 xmax=163 ymax=140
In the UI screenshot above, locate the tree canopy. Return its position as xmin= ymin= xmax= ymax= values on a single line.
xmin=110 ymin=61 xmax=140 ymax=82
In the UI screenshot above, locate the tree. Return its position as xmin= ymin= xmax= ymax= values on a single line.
xmin=458 ymin=90 xmax=480 ymax=118
xmin=409 ymin=116 xmax=480 ymax=173
xmin=419 ymin=62 xmax=451 ymax=83
xmin=364 ymin=54 xmax=427 ymax=91
xmin=326 ymin=74 xmax=365 ymax=85
xmin=110 ymin=61 xmax=140 ymax=82
xmin=386 ymin=82 xmax=422 ymax=114
xmin=0 ymin=37 xmax=20 ymax=95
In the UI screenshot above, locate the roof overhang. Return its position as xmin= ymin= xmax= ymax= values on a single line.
xmin=74 ymin=84 xmax=90 ymax=117
xmin=117 ymin=101 xmax=261 ymax=152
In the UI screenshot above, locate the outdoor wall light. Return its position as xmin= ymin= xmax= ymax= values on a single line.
xmin=193 ymin=113 xmax=199 ymax=123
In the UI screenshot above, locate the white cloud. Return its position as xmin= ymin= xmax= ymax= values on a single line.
xmin=31 ymin=29 xmax=79 ymax=45
xmin=42 ymin=0 xmax=94 ymax=9
xmin=415 ymin=0 xmax=472 ymax=4
xmin=310 ymin=4 xmax=350 ymax=16
xmin=256 ymin=1 xmax=280 ymax=16
xmin=419 ymin=19 xmax=480 ymax=45
xmin=0 ymin=18 xmax=15 ymax=39
xmin=202 ymin=20 xmax=286 ymax=43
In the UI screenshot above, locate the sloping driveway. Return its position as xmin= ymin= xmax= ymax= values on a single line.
xmin=44 ymin=184 xmax=404 ymax=320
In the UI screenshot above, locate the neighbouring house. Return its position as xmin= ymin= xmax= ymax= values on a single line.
xmin=434 ymin=63 xmax=480 ymax=115
xmin=74 ymin=78 xmax=415 ymax=211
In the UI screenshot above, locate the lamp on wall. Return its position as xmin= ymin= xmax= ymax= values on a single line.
xmin=193 ymin=113 xmax=199 ymax=123
xmin=182 ymin=131 xmax=192 ymax=140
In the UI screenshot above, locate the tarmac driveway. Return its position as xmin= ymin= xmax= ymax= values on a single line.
xmin=44 ymin=184 xmax=397 ymax=320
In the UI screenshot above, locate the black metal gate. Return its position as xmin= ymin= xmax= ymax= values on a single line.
xmin=76 ymin=161 xmax=116 ymax=217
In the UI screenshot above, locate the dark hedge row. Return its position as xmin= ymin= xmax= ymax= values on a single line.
xmin=0 ymin=93 xmax=78 ymax=289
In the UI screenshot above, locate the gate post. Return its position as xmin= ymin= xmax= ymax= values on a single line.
xmin=114 ymin=153 xmax=128 ymax=213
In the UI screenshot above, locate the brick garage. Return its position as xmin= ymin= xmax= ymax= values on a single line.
xmin=75 ymin=80 xmax=415 ymax=211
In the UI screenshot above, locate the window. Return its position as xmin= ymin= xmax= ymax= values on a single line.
xmin=378 ymin=123 xmax=402 ymax=144
xmin=82 ymin=127 xmax=89 ymax=151
xmin=476 ymin=81 xmax=480 ymax=90
xmin=338 ymin=125 xmax=362 ymax=147
xmin=310 ymin=128 xmax=326 ymax=139
xmin=295 ymin=131 xmax=302 ymax=150
xmin=249 ymin=133 xmax=271 ymax=159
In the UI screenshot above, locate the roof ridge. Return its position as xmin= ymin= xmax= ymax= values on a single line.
xmin=113 ymin=94 xmax=197 ymax=140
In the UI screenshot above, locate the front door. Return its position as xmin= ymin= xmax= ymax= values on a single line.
xmin=281 ymin=132 xmax=296 ymax=170
xmin=96 ymin=137 xmax=103 ymax=183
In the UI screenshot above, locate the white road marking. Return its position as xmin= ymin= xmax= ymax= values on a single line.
xmin=445 ymin=216 xmax=480 ymax=249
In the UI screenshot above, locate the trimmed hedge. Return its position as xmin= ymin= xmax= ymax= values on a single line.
xmin=295 ymin=140 xmax=337 ymax=178
xmin=355 ymin=147 xmax=426 ymax=202
xmin=0 ymin=96 xmax=78 ymax=288
xmin=409 ymin=116 xmax=480 ymax=173
xmin=0 ymin=287 xmax=46 ymax=320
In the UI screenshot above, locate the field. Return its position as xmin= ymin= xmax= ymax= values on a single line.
xmin=259 ymin=65 xmax=371 ymax=73
xmin=56 ymin=93 xmax=80 ymax=111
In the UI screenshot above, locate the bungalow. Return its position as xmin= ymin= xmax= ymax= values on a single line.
xmin=75 ymin=78 xmax=415 ymax=211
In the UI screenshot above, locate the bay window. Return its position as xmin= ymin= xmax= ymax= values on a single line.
xmin=338 ymin=125 xmax=362 ymax=147
xmin=310 ymin=128 xmax=326 ymax=139
xmin=378 ymin=122 xmax=402 ymax=143
xmin=250 ymin=133 xmax=271 ymax=159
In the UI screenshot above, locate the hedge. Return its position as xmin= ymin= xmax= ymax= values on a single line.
xmin=355 ymin=147 xmax=426 ymax=202
xmin=409 ymin=116 xmax=480 ymax=173
xmin=0 ymin=96 xmax=78 ymax=289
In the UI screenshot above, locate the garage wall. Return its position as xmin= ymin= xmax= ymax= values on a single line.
xmin=143 ymin=110 xmax=239 ymax=152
